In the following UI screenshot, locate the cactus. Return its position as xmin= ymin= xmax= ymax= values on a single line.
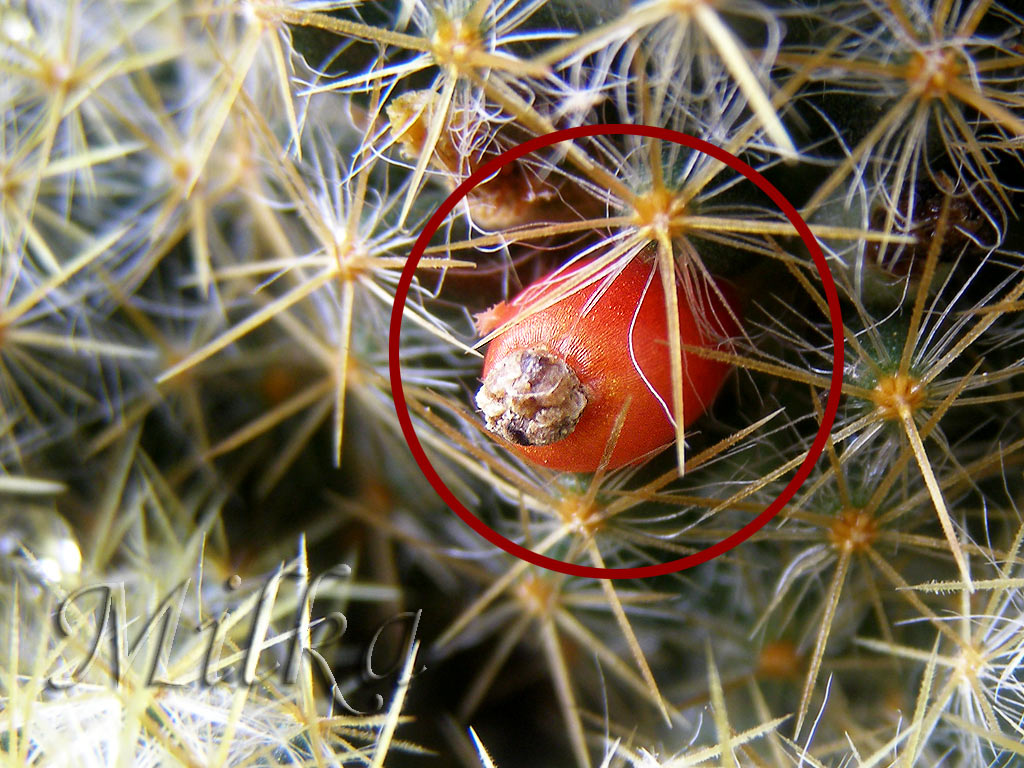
xmin=1 ymin=0 xmax=1023 ymax=766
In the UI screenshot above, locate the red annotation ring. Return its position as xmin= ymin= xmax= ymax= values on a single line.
xmin=389 ymin=124 xmax=843 ymax=580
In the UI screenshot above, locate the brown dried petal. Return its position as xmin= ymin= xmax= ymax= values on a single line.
xmin=475 ymin=346 xmax=587 ymax=446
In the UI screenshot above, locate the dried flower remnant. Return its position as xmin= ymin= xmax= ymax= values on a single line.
xmin=386 ymin=89 xmax=598 ymax=229
xmin=476 ymin=345 xmax=588 ymax=446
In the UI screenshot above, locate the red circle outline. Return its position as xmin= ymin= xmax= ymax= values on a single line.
xmin=388 ymin=124 xmax=843 ymax=579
